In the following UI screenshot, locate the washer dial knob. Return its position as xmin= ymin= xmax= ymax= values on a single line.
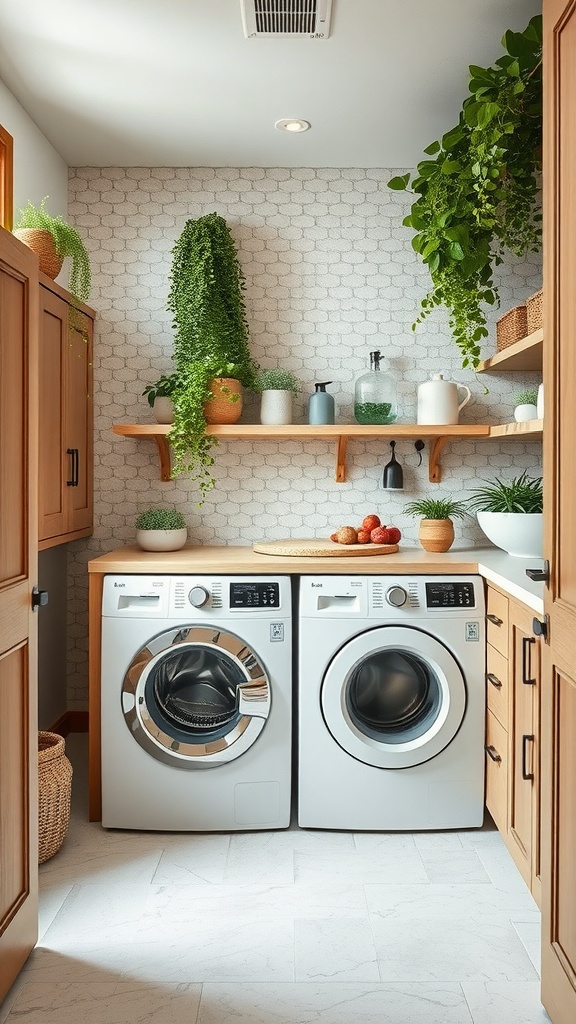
xmin=188 ymin=585 xmax=209 ymax=608
xmin=385 ymin=585 xmax=408 ymax=608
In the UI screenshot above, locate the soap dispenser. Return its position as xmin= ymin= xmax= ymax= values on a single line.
xmin=308 ymin=381 xmax=335 ymax=425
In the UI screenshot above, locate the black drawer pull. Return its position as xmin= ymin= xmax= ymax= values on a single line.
xmin=522 ymin=734 xmax=535 ymax=781
xmin=487 ymin=613 xmax=503 ymax=626
xmin=66 ymin=448 xmax=75 ymax=486
xmin=485 ymin=744 xmax=502 ymax=764
xmin=522 ymin=635 xmax=536 ymax=686
xmin=486 ymin=673 xmax=503 ymax=689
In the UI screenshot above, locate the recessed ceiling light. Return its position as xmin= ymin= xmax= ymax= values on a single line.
xmin=275 ymin=118 xmax=311 ymax=133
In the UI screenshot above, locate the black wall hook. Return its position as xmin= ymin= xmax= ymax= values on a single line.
xmin=414 ymin=439 xmax=425 ymax=466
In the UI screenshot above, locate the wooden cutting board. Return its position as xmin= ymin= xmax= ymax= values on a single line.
xmin=253 ymin=538 xmax=400 ymax=557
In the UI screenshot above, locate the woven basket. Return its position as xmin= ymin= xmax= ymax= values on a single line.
xmin=204 ymin=378 xmax=243 ymax=424
xmin=526 ymin=288 xmax=543 ymax=333
xmin=496 ymin=304 xmax=528 ymax=351
xmin=38 ymin=732 xmax=73 ymax=865
xmin=13 ymin=229 xmax=64 ymax=280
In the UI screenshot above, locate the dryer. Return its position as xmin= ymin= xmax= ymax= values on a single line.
xmin=298 ymin=575 xmax=485 ymax=830
xmin=101 ymin=574 xmax=291 ymax=831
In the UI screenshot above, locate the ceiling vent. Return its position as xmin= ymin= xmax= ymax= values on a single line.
xmin=241 ymin=0 xmax=333 ymax=39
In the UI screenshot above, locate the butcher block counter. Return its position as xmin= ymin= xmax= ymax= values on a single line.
xmin=87 ymin=544 xmax=545 ymax=819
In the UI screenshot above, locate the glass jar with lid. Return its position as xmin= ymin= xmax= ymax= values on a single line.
xmin=354 ymin=350 xmax=398 ymax=424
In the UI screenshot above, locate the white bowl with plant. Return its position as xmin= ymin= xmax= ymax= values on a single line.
xmin=403 ymin=497 xmax=469 ymax=552
xmin=135 ymin=508 xmax=187 ymax=551
xmin=513 ymin=388 xmax=539 ymax=422
xmin=254 ymin=368 xmax=301 ymax=425
xmin=468 ymin=473 xmax=543 ymax=557
xmin=142 ymin=373 xmax=179 ymax=424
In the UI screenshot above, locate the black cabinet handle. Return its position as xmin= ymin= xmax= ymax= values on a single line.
xmin=522 ymin=636 xmax=536 ymax=686
xmin=522 ymin=734 xmax=535 ymax=780
xmin=526 ymin=561 xmax=549 ymax=583
xmin=66 ymin=448 xmax=75 ymax=486
xmin=486 ymin=673 xmax=503 ymax=689
xmin=485 ymin=744 xmax=502 ymax=763
xmin=487 ymin=613 xmax=503 ymax=626
xmin=73 ymin=448 xmax=79 ymax=487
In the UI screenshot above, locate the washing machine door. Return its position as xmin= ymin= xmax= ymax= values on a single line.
xmin=321 ymin=625 xmax=466 ymax=769
xmin=121 ymin=624 xmax=271 ymax=769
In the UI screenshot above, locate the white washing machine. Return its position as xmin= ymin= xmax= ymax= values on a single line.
xmin=100 ymin=574 xmax=292 ymax=831
xmin=298 ymin=575 xmax=485 ymax=830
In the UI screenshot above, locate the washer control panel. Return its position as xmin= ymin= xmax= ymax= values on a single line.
xmin=230 ymin=582 xmax=280 ymax=608
xmin=425 ymin=582 xmax=476 ymax=608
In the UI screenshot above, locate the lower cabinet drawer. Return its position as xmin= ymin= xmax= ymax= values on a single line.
xmin=486 ymin=643 xmax=508 ymax=728
xmin=485 ymin=709 xmax=508 ymax=833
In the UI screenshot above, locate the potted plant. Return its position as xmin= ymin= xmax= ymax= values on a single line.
xmin=13 ymin=197 xmax=91 ymax=306
xmin=388 ymin=17 xmax=542 ymax=369
xmin=513 ymin=388 xmax=539 ymax=423
xmin=254 ymin=368 xmax=301 ymax=424
xmin=134 ymin=508 xmax=187 ymax=552
xmin=142 ymin=373 xmax=179 ymax=424
xmin=468 ymin=472 xmax=543 ymax=557
xmin=403 ymin=497 xmax=469 ymax=552
xmin=166 ymin=212 xmax=257 ymax=496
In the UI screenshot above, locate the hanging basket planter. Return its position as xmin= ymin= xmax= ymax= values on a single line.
xmin=38 ymin=731 xmax=73 ymax=864
xmin=14 ymin=229 xmax=64 ymax=280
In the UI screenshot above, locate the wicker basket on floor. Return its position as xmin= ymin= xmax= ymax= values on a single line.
xmin=526 ymin=288 xmax=543 ymax=333
xmin=38 ymin=732 xmax=73 ymax=865
xmin=496 ymin=304 xmax=528 ymax=351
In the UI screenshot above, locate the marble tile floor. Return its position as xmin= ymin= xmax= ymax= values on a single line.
xmin=0 ymin=734 xmax=551 ymax=1024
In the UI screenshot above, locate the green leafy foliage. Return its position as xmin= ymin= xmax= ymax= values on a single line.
xmin=254 ymin=368 xmax=301 ymax=392
xmin=142 ymin=373 xmax=179 ymax=407
xmin=135 ymin=508 xmax=186 ymax=530
xmin=403 ymin=498 xmax=469 ymax=520
xmin=388 ymin=16 xmax=542 ymax=368
xmin=166 ymin=213 xmax=257 ymax=496
xmin=468 ymin=472 xmax=543 ymax=513
xmin=14 ymin=197 xmax=91 ymax=306
xmin=514 ymin=388 xmax=538 ymax=406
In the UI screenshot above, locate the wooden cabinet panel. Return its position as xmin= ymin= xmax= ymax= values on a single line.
xmin=38 ymin=277 xmax=94 ymax=549
xmin=486 ymin=643 xmax=508 ymax=728
xmin=486 ymin=587 xmax=509 ymax=655
xmin=485 ymin=708 xmax=508 ymax=834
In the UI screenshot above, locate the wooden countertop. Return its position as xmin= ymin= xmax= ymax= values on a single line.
xmin=88 ymin=544 xmax=545 ymax=612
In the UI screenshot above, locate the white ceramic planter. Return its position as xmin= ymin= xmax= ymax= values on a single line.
xmin=260 ymin=389 xmax=293 ymax=425
xmin=514 ymin=403 xmax=538 ymax=422
xmin=477 ymin=512 xmax=543 ymax=558
xmin=136 ymin=528 xmax=187 ymax=552
xmin=152 ymin=397 xmax=174 ymax=424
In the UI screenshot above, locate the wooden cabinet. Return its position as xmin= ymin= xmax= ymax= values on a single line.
xmin=484 ymin=583 xmax=541 ymax=903
xmin=38 ymin=275 xmax=94 ymax=549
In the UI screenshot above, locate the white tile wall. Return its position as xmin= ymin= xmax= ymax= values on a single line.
xmin=66 ymin=167 xmax=542 ymax=708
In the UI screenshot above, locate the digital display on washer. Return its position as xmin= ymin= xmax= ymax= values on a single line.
xmin=425 ymin=582 xmax=475 ymax=608
xmin=230 ymin=582 xmax=280 ymax=608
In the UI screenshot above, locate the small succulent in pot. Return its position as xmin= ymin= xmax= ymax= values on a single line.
xmin=403 ymin=497 xmax=469 ymax=553
xmin=467 ymin=472 xmax=543 ymax=557
xmin=513 ymin=388 xmax=539 ymax=423
xmin=135 ymin=508 xmax=188 ymax=552
xmin=254 ymin=368 xmax=301 ymax=392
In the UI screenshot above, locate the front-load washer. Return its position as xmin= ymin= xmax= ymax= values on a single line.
xmin=100 ymin=574 xmax=291 ymax=831
xmin=298 ymin=575 xmax=485 ymax=830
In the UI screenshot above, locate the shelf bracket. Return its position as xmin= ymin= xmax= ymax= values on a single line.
xmin=154 ymin=436 xmax=172 ymax=482
xmin=429 ymin=436 xmax=450 ymax=483
xmin=335 ymin=435 xmax=348 ymax=482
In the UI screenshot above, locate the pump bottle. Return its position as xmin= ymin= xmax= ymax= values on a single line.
xmin=308 ymin=381 xmax=335 ymax=425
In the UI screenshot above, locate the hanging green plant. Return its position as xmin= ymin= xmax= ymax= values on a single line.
xmin=388 ymin=16 xmax=542 ymax=369
xmin=14 ymin=197 xmax=91 ymax=306
xmin=166 ymin=213 xmax=257 ymax=497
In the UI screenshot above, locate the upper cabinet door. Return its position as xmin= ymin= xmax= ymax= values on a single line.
xmin=541 ymin=3 xmax=576 ymax=1023
xmin=0 ymin=228 xmax=39 ymax=999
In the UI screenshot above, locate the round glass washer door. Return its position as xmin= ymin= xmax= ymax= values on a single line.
xmin=121 ymin=624 xmax=271 ymax=769
xmin=321 ymin=626 xmax=466 ymax=769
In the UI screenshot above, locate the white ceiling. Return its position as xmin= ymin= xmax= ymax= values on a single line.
xmin=0 ymin=0 xmax=541 ymax=168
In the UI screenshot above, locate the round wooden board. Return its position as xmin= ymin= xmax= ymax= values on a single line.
xmin=253 ymin=538 xmax=400 ymax=557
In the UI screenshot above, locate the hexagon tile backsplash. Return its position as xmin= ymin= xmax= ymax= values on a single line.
xmin=65 ymin=165 xmax=542 ymax=708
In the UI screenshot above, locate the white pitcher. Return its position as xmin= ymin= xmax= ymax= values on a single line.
xmin=417 ymin=373 xmax=472 ymax=425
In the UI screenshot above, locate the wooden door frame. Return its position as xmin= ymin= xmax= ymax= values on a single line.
xmin=0 ymin=124 xmax=14 ymax=230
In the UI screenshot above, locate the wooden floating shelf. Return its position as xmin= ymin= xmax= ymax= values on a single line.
xmin=112 ymin=422 xmax=493 ymax=484
xmin=487 ymin=418 xmax=543 ymax=438
xmin=477 ymin=328 xmax=543 ymax=373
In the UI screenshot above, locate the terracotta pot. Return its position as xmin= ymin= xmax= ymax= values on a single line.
xmin=419 ymin=518 xmax=455 ymax=553
xmin=204 ymin=378 xmax=243 ymax=424
xmin=13 ymin=228 xmax=64 ymax=279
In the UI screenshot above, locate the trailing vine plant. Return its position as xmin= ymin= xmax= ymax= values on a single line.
xmin=14 ymin=197 xmax=91 ymax=306
xmin=388 ymin=16 xmax=542 ymax=368
xmin=166 ymin=212 xmax=257 ymax=495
